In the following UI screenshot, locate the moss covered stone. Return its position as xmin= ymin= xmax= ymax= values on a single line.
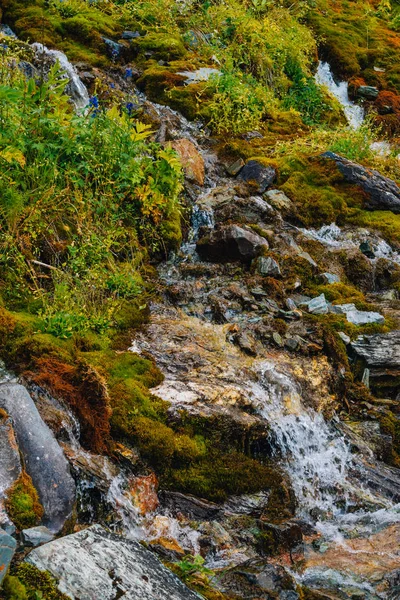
xmin=5 ymin=471 xmax=44 ymax=530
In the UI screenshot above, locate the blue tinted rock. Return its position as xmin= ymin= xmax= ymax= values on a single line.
xmin=0 ymin=528 xmax=16 ymax=583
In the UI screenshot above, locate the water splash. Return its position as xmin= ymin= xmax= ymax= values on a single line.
xmin=32 ymin=43 xmax=90 ymax=112
xmin=315 ymin=62 xmax=364 ymax=129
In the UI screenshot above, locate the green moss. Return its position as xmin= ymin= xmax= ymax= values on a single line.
xmin=164 ymin=451 xmax=285 ymax=503
xmin=133 ymin=32 xmax=187 ymax=61
xmin=12 ymin=564 xmax=69 ymax=600
xmin=347 ymin=210 xmax=400 ymax=246
xmin=2 ymin=576 xmax=28 ymax=600
xmin=5 ymin=472 xmax=44 ymax=530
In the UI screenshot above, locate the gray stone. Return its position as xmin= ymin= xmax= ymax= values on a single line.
xmin=350 ymin=331 xmax=400 ymax=397
xmin=0 ymin=415 xmax=21 ymax=498
xmin=272 ymin=332 xmax=284 ymax=347
xmin=359 ymin=240 xmax=375 ymax=258
xmin=297 ymin=250 xmax=317 ymax=267
xmin=121 ymin=30 xmax=141 ymax=40
xmin=285 ymin=337 xmax=300 ymax=351
xmin=320 ymin=272 xmax=340 ymax=284
xmin=322 ymin=152 xmax=400 ymax=213
xmin=264 ymin=189 xmax=292 ymax=211
xmin=0 ymin=528 xmax=16 ymax=584
xmin=357 ymin=85 xmax=379 ymax=99
xmin=331 ymin=303 xmax=384 ymax=325
xmin=22 ymin=526 xmax=55 ymax=548
xmin=102 ymin=37 xmax=124 ymax=58
xmin=237 ymin=160 xmax=276 ymax=193
xmin=306 ymin=294 xmax=329 ymax=315
xmin=0 ymin=384 xmax=75 ymax=533
xmin=0 ymin=24 xmax=16 ymax=37
xmin=255 ymin=256 xmax=281 ymax=277
xmin=26 ymin=525 xmax=201 ymax=600
xmin=338 ymin=331 xmax=351 ymax=345
xmin=225 ymin=158 xmax=244 ymax=176
xmin=178 ymin=67 xmax=220 ymax=85
xmin=280 ymin=592 xmax=300 ymax=600
xmin=285 ymin=298 xmax=297 ymax=311
xmin=196 ymin=225 xmax=269 ymax=263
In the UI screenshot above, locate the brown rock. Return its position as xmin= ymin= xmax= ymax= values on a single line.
xmin=169 ymin=139 xmax=205 ymax=186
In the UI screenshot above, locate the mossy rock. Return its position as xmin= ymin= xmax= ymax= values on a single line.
xmin=132 ymin=32 xmax=187 ymax=61
xmin=5 ymin=471 xmax=44 ymax=530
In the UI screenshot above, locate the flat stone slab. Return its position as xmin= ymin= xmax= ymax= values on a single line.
xmin=26 ymin=525 xmax=201 ymax=600
xmin=0 ymin=384 xmax=75 ymax=533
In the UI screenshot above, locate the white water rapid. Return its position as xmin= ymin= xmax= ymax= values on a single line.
xmin=316 ymin=61 xmax=364 ymax=129
xmin=32 ymin=43 xmax=90 ymax=112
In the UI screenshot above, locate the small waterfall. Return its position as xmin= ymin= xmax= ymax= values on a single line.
xmin=251 ymin=362 xmax=354 ymax=518
xmin=32 ymin=43 xmax=90 ymax=112
xmin=315 ymin=62 xmax=364 ymax=129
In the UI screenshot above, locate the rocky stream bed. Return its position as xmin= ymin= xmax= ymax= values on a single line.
xmin=1 ymin=30 xmax=400 ymax=600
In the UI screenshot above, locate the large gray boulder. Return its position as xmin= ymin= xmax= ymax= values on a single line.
xmin=26 ymin=525 xmax=201 ymax=600
xmin=196 ymin=224 xmax=269 ymax=263
xmin=322 ymin=152 xmax=400 ymax=213
xmin=0 ymin=384 xmax=75 ymax=533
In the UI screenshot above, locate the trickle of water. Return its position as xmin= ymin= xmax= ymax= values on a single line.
xmin=32 ymin=43 xmax=90 ymax=112
xmin=315 ymin=62 xmax=364 ymax=129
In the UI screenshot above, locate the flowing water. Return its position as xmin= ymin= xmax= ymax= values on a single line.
xmin=32 ymin=43 xmax=90 ymax=111
xmin=316 ymin=61 xmax=364 ymax=129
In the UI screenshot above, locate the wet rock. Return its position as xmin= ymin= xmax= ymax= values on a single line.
xmin=254 ymin=256 xmax=281 ymax=277
xmin=159 ymin=491 xmax=223 ymax=521
xmin=26 ymin=524 xmax=200 ymax=600
xmin=305 ymin=294 xmax=329 ymax=315
xmin=264 ymin=189 xmax=292 ymax=211
xmin=226 ymin=158 xmax=245 ymax=176
xmin=0 ymin=25 xmax=16 ymax=37
xmin=214 ymin=195 xmax=275 ymax=225
xmin=350 ymin=331 xmax=400 ymax=397
xmin=357 ymin=85 xmax=379 ymax=99
xmin=22 ymin=526 xmax=55 ymax=547
xmin=0 ymin=414 xmax=21 ymax=498
xmin=331 ymin=304 xmax=384 ymax=325
xmin=215 ymin=561 xmax=296 ymax=599
xmin=359 ymin=240 xmax=375 ymax=258
xmin=322 ymin=152 xmax=400 ymax=213
xmin=196 ymin=225 xmax=269 ymax=263
xmin=233 ymin=331 xmax=258 ymax=356
xmin=0 ymin=528 xmax=16 ymax=584
xmin=0 ymin=384 xmax=75 ymax=533
xmin=320 ymin=272 xmax=340 ymax=284
xmin=237 ymin=160 xmax=276 ymax=193
xmin=169 ymin=139 xmax=205 ymax=186
xmin=102 ymin=37 xmax=125 ymax=58
xmin=121 ymin=30 xmax=141 ymax=40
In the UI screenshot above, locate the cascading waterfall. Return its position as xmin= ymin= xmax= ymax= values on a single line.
xmin=315 ymin=61 xmax=364 ymax=129
xmin=32 ymin=43 xmax=90 ymax=112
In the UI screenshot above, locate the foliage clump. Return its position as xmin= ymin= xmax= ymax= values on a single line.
xmin=5 ymin=471 xmax=44 ymax=530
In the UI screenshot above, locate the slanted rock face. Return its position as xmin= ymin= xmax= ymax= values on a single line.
xmin=322 ymin=151 xmax=400 ymax=213
xmin=0 ymin=384 xmax=75 ymax=533
xmin=237 ymin=160 xmax=276 ymax=193
xmin=196 ymin=225 xmax=269 ymax=263
xmin=169 ymin=138 xmax=205 ymax=186
xmin=26 ymin=525 xmax=201 ymax=600
xmin=350 ymin=331 xmax=400 ymax=397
